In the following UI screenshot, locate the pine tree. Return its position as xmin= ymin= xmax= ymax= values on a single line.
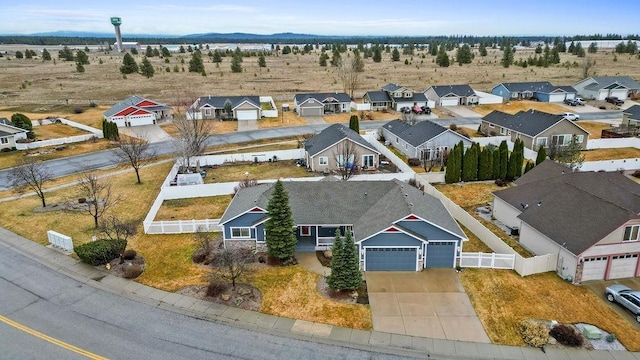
xmin=265 ymin=181 xmax=297 ymax=262
xmin=348 ymin=115 xmax=359 ymax=133
xmin=120 ymin=53 xmax=138 ymax=74
xmin=319 ymin=52 xmax=328 ymax=66
xmin=42 ymin=48 xmax=51 ymax=61
xmin=188 ymin=51 xmax=205 ymax=73
xmin=327 ymin=229 xmax=362 ymax=291
xmin=76 ymin=62 xmax=85 ymax=73
xmin=352 ymin=50 xmax=364 ymax=72
xmin=58 ymin=46 xmax=74 ymax=61
xmin=145 ymin=46 xmax=153 ymax=57
xmin=327 ymin=229 xmax=344 ymax=290
xmin=212 ymin=50 xmax=222 ymax=63
xmin=479 ymin=43 xmax=487 ymax=57
xmin=161 ymin=46 xmax=171 ymax=58
xmin=25 ymin=49 xmax=33 ymax=59
xmin=536 ymin=146 xmax=547 ymax=165
xmin=258 ymin=54 xmax=266 ymax=67
xmin=75 ymin=50 xmax=89 ymax=65
xmin=436 ymin=45 xmax=450 ymax=67
xmin=391 ymin=48 xmax=400 ymax=61
xmin=478 ymin=147 xmax=494 ymax=180
xmin=455 ymin=44 xmax=473 ymax=65
xmin=501 ymin=43 xmax=514 ymax=68
xmin=498 ymin=140 xmax=509 ymax=179
xmin=230 ymin=54 xmax=243 ymax=73
xmin=372 ymin=47 xmax=382 ymax=62
xmin=462 ymin=144 xmax=478 ymax=182
xmin=139 ymin=57 xmax=155 ymax=78
xmin=492 ymin=148 xmax=501 ymax=179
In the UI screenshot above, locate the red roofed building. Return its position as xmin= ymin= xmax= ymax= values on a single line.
xmin=103 ymin=95 xmax=171 ymax=127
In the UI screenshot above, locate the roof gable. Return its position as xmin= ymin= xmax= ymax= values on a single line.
xmin=482 ymin=110 xmax=581 ymax=137
xmin=104 ymin=95 xmax=168 ymax=118
xmin=623 ymin=104 xmax=640 ymax=120
xmin=197 ymin=95 xmax=260 ymax=109
xmin=429 ymin=84 xmax=476 ymax=98
xmin=294 ymin=92 xmax=351 ymax=104
xmin=382 ymin=119 xmax=469 ymax=147
xmin=304 ymin=123 xmax=379 ymax=157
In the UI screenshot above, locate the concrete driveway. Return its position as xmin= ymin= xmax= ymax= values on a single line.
xmin=583 ymin=278 xmax=640 ymax=330
xmin=557 ymin=103 xmax=602 ymax=113
xmin=118 ymin=124 xmax=172 ymax=143
xmin=366 ymin=269 xmax=490 ymax=343
xmin=446 ymin=106 xmax=483 ymax=118
xmin=303 ymin=116 xmax=326 ymax=125
xmin=237 ymin=120 xmax=258 ymax=131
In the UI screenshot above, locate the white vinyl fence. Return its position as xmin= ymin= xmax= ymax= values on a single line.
xmin=145 ymin=219 xmax=221 ymax=234
xmin=580 ymin=158 xmax=640 ymax=172
xmin=351 ymin=101 xmax=371 ymax=111
xmin=459 ymin=252 xmax=515 ymax=269
xmin=363 ymin=132 xmax=414 ymax=174
xmin=586 ymin=137 xmax=640 ymax=150
xmin=47 ymin=230 xmax=74 ymax=252
xmin=17 ymin=118 xmax=103 ymax=150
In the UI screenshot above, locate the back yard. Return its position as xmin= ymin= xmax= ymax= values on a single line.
xmin=472 ymin=100 xmax=567 ymax=116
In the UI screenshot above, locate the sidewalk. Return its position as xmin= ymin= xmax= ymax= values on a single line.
xmin=1 ymin=227 xmax=638 ymax=360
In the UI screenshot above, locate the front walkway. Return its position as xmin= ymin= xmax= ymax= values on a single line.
xmin=296 ymin=252 xmax=330 ymax=276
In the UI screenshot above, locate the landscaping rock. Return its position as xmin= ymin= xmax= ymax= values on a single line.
xmin=238 ymin=287 xmax=251 ymax=296
xmin=221 ymin=294 xmax=230 ymax=301
xmin=323 ymin=250 xmax=332 ymax=259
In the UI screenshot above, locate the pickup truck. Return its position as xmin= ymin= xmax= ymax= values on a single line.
xmin=605 ymin=96 xmax=624 ymax=105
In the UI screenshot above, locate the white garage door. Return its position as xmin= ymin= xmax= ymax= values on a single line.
xmin=608 ymin=254 xmax=638 ymax=280
xmin=610 ymin=89 xmax=628 ymax=100
xmin=236 ymin=110 xmax=258 ymax=121
xmin=565 ymin=93 xmax=576 ymax=100
xmin=301 ymin=107 xmax=323 ymax=116
xmin=548 ymin=93 xmax=565 ymax=103
xmin=581 ymin=256 xmax=607 ymax=281
xmin=441 ymin=98 xmax=458 ymax=107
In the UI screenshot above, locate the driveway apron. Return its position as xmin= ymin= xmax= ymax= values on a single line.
xmin=303 ymin=116 xmax=326 ymax=125
xmin=237 ymin=120 xmax=259 ymax=132
xmin=366 ymin=269 xmax=490 ymax=343
xmin=118 ymin=124 xmax=172 ymax=143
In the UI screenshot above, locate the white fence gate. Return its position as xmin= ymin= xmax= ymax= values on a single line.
xmin=459 ymin=252 xmax=515 ymax=269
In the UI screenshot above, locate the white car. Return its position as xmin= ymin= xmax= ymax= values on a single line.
xmin=562 ymin=112 xmax=580 ymax=121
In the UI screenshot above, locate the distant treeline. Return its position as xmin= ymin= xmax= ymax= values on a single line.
xmin=2 ymin=34 xmax=640 ymax=46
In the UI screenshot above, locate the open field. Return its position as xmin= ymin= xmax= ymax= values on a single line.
xmin=2 ymin=46 xmax=639 ymax=109
xmin=582 ymin=147 xmax=640 ymax=161
xmin=472 ymin=100 xmax=567 ymax=116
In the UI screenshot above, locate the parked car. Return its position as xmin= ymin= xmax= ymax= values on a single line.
xmin=574 ymin=98 xmax=585 ymax=106
xmin=561 ymin=112 xmax=580 ymax=120
xmin=399 ymin=106 xmax=411 ymax=114
xmin=605 ymin=285 xmax=640 ymax=323
xmin=564 ymin=98 xmax=577 ymax=106
xmin=605 ymin=96 xmax=624 ymax=105
xmin=412 ymin=105 xmax=423 ymax=114
xmin=421 ymin=106 xmax=432 ymax=114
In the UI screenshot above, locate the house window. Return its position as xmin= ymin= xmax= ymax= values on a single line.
xmin=551 ymin=134 xmax=571 ymax=146
xmin=337 ymin=154 xmax=354 ymax=167
xmin=204 ymin=108 xmax=211 ymax=116
xmin=300 ymin=226 xmax=311 ymax=236
xmin=500 ymin=127 xmax=507 ymax=135
xmin=231 ymin=227 xmax=250 ymax=238
xmin=319 ymin=156 xmax=328 ymax=166
xmin=536 ymin=137 xmax=547 ymax=148
xmin=488 ymin=124 xmax=495 ymax=128
xmin=363 ymin=154 xmax=375 ymax=168
xmin=0 ymin=138 xmax=7 ymax=144
xmin=575 ymin=135 xmax=584 ymax=144
xmin=624 ymin=225 xmax=640 ymax=242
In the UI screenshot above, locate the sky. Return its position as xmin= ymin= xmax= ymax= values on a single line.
xmin=2 ymin=0 xmax=639 ymax=37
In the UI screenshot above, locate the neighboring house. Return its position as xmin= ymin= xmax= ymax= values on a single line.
xmin=189 ymin=96 xmax=262 ymax=121
xmin=424 ymin=84 xmax=479 ymax=106
xmin=103 ymin=95 xmax=171 ymax=127
xmin=219 ymin=180 xmax=467 ymax=271
xmin=622 ymin=104 xmax=640 ymax=127
xmin=362 ymin=91 xmax=393 ymax=111
xmin=573 ymin=76 xmax=640 ymax=100
xmin=304 ymin=123 xmax=380 ymax=172
xmin=492 ymin=160 xmax=640 ymax=282
xmin=293 ymin=92 xmax=352 ymax=116
xmin=480 ymin=110 xmax=589 ymax=151
xmin=492 ymin=82 xmax=578 ymax=102
xmin=363 ymin=83 xmax=431 ymax=111
xmin=381 ymin=119 xmax=472 ymax=162
xmin=0 ymin=119 xmax=28 ymax=151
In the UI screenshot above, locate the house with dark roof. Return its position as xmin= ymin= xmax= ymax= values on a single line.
xmin=219 ymin=179 xmax=467 ymax=271
xmin=573 ymin=76 xmax=640 ymax=101
xmin=0 ymin=119 xmax=28 ymax=151
xmin=480 ymin=110 xmax=589 ymax=151
xmin=492 ymin=82 xmax=578 ymax=102
xmin=492 ymin=160 xmax=640 ymax=282
xmin=304 ymin=123 xmax=380 ymax=172
xmin=363 ymin=83 xmax=431 ymax=111
xmin=293 ymin=92 xmax=351 ymax=117
xmin=424 ymin=84 xmax=478 ymax=107
xmin=103 ymin=95 xmax=171 ymax=127
xmin=622 ymin=104 xmax=640 ymax=127
xmin=381 ymin=119 xmax=472 ymax=164
xmin=189 ymin=95 xmax=262 ymax=121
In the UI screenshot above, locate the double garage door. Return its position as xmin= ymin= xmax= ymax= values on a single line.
xmin=364 ymin=242 xmax=456 ymax=271
xmin=581 ymin=254 xmax=639 ymax=281
xmin=236 ymin=109 xmax=258 ymax=121
xmin=300 ymin=107 xmax=323 ymax=116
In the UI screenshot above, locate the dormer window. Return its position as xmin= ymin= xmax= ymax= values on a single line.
xmin=404 ymin=91 xmax=412 ymax=98
xmin=394 ymin=91 xmax=402 ymax=98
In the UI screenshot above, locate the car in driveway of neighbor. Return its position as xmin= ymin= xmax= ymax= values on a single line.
xmin=605 ymin=284 xmax=640 ymax=323
xmin=561 ymin=112 xmax=580 ymax=121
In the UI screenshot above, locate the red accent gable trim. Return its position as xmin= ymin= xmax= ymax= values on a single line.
xmin=136 ymin=100 xmax=159 ymax=107
xmin=114 ymin=107 xmax=137 ymax=116
xmin=249 ymin=207 xmax=264 ymax=213
xmin=405 ymin=215 xmax=419 ymax=220
xmin=385 ymin=227 xmax=400 ymax=232
xmin=131 ymin=109 xmax=151 ymax=115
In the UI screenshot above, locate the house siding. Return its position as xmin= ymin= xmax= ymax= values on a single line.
xmin=424 ymin=88 xmax=439 ymax=105
xmin=519 ymin=222 xmax=577 ymax=280
xmin=308 ymin=139 xmax=378 ymax=172
xmin=492 ymin=84 xmax=513 ymax=100
xmin=538 ymin=119 xmax=589 ymax=150
xmin=492 ymin=197 xmax=523 ymax=229
xmin=382 ymin=128 xmax=419 ymax=159
xmin=222 ymin=212 xmax=266 ymax=240
xmin=360 ymin=232 xmax=424 ymax=247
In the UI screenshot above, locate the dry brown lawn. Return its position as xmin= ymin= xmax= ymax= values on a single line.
xmin=459 ymin=223 xmax=493 ymax=253
xmin=206 ymin=160 xmax=314 ymax=183
xmin=249 ymin=265 xmax=372 ymax=330
xmin=459 ymin=269 xmax=640 ymax=351
xmin=32 ymin=123 xmax=88 ymax=139
xmin=154 ymin=196 xmax=231 ymax=221
xmin=0 ymin=139 xmax=117 ymax=170
xmin=435 ymin=182 xmax=505 ymax=209
xmin=472 ymin=100 xmax=567 ymax=116
xmin=0 ymin=105 xmax=107 ymax=128
xmin=258 ymin=114 xmax=306 ymax=128
xmin=577 ymin=121 xmax=611 ymax=139
xmin=582 ymin=147 xmax=640 ymax=161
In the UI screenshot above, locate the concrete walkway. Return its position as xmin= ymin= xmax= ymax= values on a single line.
xmin=446 ymin=106 xmax=483 ymax=118
xmin=1 ymin=227 xmax=639 ymax=359
xmin=296 ymin=252 xmax=331 ymax=276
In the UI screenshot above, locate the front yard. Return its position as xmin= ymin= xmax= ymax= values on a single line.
xmin=472 ymin=101 xmax=567 ymax=116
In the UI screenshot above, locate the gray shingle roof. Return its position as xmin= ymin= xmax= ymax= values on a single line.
xmin=103 ymin=95 xmax=169 ymax=117
xmin=494 ymin=164 xmax=640 ymax=255
xmin=197 ymin=95 xmax=260 ymax=109
xmin=582 ymin=76 xmax=640 ymax=91
xmin=623 ymin=104 xmax=640 ymax=120
xmin=392 ymin=92 xmax=428 ymax=102
xmin=514 ymin=159 xmax=569 ymax=186
xmin=294 ymin=92 xmax=352 ymax=104
xmin=429 ymin=85 xmax=476 ymax=97
xmin=382 ymin=83 xmax=403 ymax=92
xmin=304 ymin=123 xmax=378 ymax=157
xmin=383 ymin=119 xmax=469 ymax=147
xmin=497 ymin=82 xmax=577 ymax=94
xmin=482 ymin=110 xmax=567 ymax=137
xmin=221 ymin=180 xmax=466 ymax=242
xmin=364 ymin=91 xmax=391 ymax=102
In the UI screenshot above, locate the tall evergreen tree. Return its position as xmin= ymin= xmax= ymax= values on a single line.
xmin=455 ymin=44 xmax=473 ymax=65
xmin=257 ymin=54 xmax=266 ymax=67
xmin=327 ymin=228 xmax=362 ymax=291
xmin=42 ymin=48 xmax=51 ymax=61
xmin=391 ymin=48 xmax=400 ymax=61
xmin=478 ymin=147 xmax=494 ymax=180
xmin=348 ymin=115 xmax=359 ymax=133
xmin=211 ymin=50 xmax=222 ymax=63
xmin=462 ymin=144 xmax=478 ymax=181
xmin=479 ymin=43 xmax=488 ymax=57
xmin=319 ymin=52 xmax=328 ymax=66
xmin=536 ymin=146 xmax=547 ymax=165
xmin=161 ymin=46 xmax=171 ymax=58
xmin=445 ymin=143 xmax=460 ymax=184
xmin=498 ymin=140 xmax=509 ymax=179
xmin=188 ymin=51 xmax=205 ymax=73
xmin=230 ymin=54 xmax=243 ymax=73
xmin=501 ymin=43 xmax=514 ymax=67
xmin=436 ymin=45 xmax=450 ymax=67
xmin=265 ymin=181 xmax=297 ymax=262
xmin=492 ymin=148 xmax=501 ymax=179
xmin=330 ymin=48 xmax=341 ymax=66
xmin=327 ymin=229 xmax=344 ymax=290
xmin=139 ymin=57 xmax=155 ymax=78
xmin=75 ymin=50 xmax=89 ymax=65
xmin=372 ymin=47 xmax=382 ymax=63
xmin=120 ymin=53 xmax=138 ymax=74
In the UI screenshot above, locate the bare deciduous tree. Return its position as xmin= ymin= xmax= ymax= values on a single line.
xmin=194 ymin=226 xmax=216 ymax=254
xmin=99 ymin=215 xmax=137 ymax=242
xmin=334 ymin=139 xmax=359 ymax=180
xmin=172 ymin=107 xmax=213 ymax=170
xmin=582 ymin=57 xmax=595 ymax=78
xmin=10 ymin=157 xmax=53 ymax=207
xmin=233 ymin=178 xmax=259 ymax=196
xmin=337 ymin=57 xmax=362 ymax=99
xmin=113 ymin=136 xmax=157 ymax=184
xmin=215 ymin=248 xmax=252 ymax=289
xmin=548 ymin=135 xmax=585 ymax=172
xmin=78 ymin=172 xmax=121 ymax=228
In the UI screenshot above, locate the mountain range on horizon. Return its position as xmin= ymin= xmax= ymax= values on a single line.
xmin=2 ymin=30 xmax=360 ymax=40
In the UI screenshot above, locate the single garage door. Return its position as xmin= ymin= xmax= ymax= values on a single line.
xmin=440 ymin=98 xmax=458 ymax=107
xmin=236 ymin=110 xmax=258 ymax=121
xmin=365 ymin=248 xmax=416 ymax=271
xmin=608 ymin=254 xmax=638 ymax=280
xmin=548 ymin=93 xmax=565 ymax=103
xmin=581 ymin=256 xmax=608 ymax=281
xmin=564 ymin=93 xmax=576 ymax=100
xmin=610 ymin=89 xmax=628 ymax=100
xmin=300 ymin=107 xmax=323 ymax=116
xmin=425 ymin=242 xmax=456 ymax=268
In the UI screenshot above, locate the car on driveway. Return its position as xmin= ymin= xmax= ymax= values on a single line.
xmin=606 ymin=285 xmax=640 ymax=323
xmin=605 ymin=96 xmax=624 ymax=106
xmin=399 ymin=106 xmax=411 ymax=114
xmin=574 ymin=98 xmax=586 ymax=106
xmin=421 ymin=105 xmax=432 ymax=114
xmin=561 ymin=112 xmax=580 ymax=120
xmin=564 ymin=98 xmax=577 ymax=106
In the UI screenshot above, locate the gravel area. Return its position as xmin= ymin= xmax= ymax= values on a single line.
xmin=575 ymin=323 xmax=626 ymax=351
xmin=475 ymin=205 xmax=515 ymax=235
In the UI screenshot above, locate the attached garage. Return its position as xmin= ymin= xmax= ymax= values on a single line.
xmin=425 ymin=242 xmax=456 ymax=268
xmin=236 ymin=109 xmax=258 ymax=121
xmin=300 ymin=106 xmax=323 ymax=116
xmin=608 ymin=254 xmax=639 ymax=279
xmin=609 ymin=88 xmax=628 ymax=100
xmin=365 ymin=248 xmax=417 ymax=271
xmin=581 ymin=256 xmax=608 ymax=282
xmin=548 ymin=93 xmax=566 ymax=103
xmin=440 ymin=97 xmax=459 ymax=107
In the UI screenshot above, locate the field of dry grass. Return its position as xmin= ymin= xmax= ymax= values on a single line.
xmin=0 ymin=139 xmax=118 ymax=170
xmin=154 ymin=196 xmax=230 ymax=221
xmin=2 ymin=46 xmax=638 ymax=110
xmin=0 ymin=105 xmax=108 ymax=128
xmin=459 ymin=269 xmax=640 ymax=351
xmin=472 ymin=100 xmax=568 ymax=116
xmin=582 ymin=147 xmax=640 ymax=161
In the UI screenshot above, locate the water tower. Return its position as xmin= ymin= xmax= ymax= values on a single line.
xmin=111 ymin=17 xmax=123 ymax=52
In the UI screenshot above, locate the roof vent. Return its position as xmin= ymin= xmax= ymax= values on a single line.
xmin=537 ymin=201 xmax=542 ymax=207
xmin=409 ymin=203 xmax=414 ymax=207
xmin=521 ymin=203 xmax=529 ymax=209
xmin=405 ymin=193 xmax=409 ymax=197
xmin=364 ymin=192 xmax=367 ymax=196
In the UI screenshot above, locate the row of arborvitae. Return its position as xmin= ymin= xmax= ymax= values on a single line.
xmin=102 ymin=119 xmax=120 ymax=140
xmin=445 ymin=139 xmax=547 ymax=184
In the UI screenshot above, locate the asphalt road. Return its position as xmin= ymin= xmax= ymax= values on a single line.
xmin=0 ymin=242 xmax=426 ymax=360
xmin=0 ymin=111 xmax=622 ymax=191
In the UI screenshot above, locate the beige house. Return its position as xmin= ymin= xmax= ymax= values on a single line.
xmin=481 ymin=110 xmax=589 ymax=151
xmin=304 ymin=124 xmax=380 ymax=173
xmin=493 ymin=160 xmax=640 ymax=283
xmin=0 ymin=118 xmax=28 ymax=151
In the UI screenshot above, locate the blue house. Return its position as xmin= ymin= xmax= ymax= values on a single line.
xmin=219 ymin=180 xmax=467 ymax=271
xmin=492 ymin=82 xmax=577 ymax=103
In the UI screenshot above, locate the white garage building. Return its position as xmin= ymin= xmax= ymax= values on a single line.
xmin=103 ymin=95 xmax=171 ymax=127
xmin=573 ymin=76 xmax=640 ymax=101
xmin=492 ymin=160 xmax=640 ymax=283
xmin=189 ymin=96 xmax=262 ymax=121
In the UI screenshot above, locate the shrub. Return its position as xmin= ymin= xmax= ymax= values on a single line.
xmin=550 ymin=324 xmax=584 ymax=347
xmin=73 ymin=107 xmax=85 ymax=114
xmin=517 ymin=319 xmax=549 ymax=347
xmin=606 ymin=333 xmax=616 ymax=343
xmin=408 ymin=158 xmax=421 ymax=166
xmin=89 ymin=102 xmax=97 ymax=108
xmin=123 ymin=264 xmax=143 ymax=279
xmin=122 ymin=249 xmax=137 ymax=260
xmin=192 ymin=248 xmax=207 ymax=264
xmin=632 ymin=170 xmax=640 ymax=179
xmin=74 ymin=239 xmax=127 ymax=266
xmin=206 ymin=279 xmax=228 ymax=297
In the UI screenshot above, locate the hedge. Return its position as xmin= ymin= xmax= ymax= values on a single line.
xmin=74 ymin=239 xmax=127 ymax=266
